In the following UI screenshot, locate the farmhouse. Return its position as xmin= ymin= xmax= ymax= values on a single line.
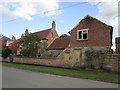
xmin=8 ymin=21 xmax=59 ymax=55
xmin=33 ymin=21 xmax=59 ymax=45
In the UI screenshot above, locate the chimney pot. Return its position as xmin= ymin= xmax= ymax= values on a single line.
xmin=12 ymin=35 xmax=16 ymax=41
xmin=52 ymin=21 xmax=56 ymax=30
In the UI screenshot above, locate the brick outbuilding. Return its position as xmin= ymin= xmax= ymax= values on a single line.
xmin=69 ymin=15 xmax=113 ymax=48
xmin=59 ymin=15 xmax=113 ymax=67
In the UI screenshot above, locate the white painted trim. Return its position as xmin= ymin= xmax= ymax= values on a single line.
xmin=77 ymin=29 xmax=88 ymax=40
xmin=47 ymin=38 xmax=56 ymax=48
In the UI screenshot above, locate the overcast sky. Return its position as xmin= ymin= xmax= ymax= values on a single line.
xmin=0 ymin=0 xmax=120 ymax=50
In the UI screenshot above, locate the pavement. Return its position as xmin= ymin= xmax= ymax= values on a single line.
xmin=2 ymin=66 xmax=119 ymax=88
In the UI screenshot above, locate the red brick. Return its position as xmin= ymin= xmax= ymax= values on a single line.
xmin=69 ymin=15 xmax=113 ymax=48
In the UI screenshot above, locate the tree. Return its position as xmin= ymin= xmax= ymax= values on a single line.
xmin=18 ymin=33 xmax=42 ymax=57
xmin=2 ymin=47 xmax=13 ymax=58
xmin=21 ymin=29 xmax=29 ymax=37
xmin=60 ymin=34 xmax=70 ymax=38
xmin=39 ymin=40 xmax=48 ymax=58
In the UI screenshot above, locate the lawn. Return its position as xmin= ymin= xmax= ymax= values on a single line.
xmin=1 ymin=62 xmax=119 ymax=83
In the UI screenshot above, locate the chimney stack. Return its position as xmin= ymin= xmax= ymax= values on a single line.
xmin=52 ymin=21 xmax=56 ymax=30
xmin=25 ymin=29 xmax=29 ymax=33
xmin=12 ymin=35 xmax=16 ymax=41
xmin=25 ymin=29 xmax=29 ymax=36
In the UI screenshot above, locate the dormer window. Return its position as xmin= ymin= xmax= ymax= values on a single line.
xmin=77 ymin=29 xmax=88 ymax=40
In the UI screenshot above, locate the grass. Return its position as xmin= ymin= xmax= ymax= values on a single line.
xmin=1 ymin=62 xmax=119 ymax=83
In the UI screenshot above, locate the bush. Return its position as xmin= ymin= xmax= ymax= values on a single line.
xmin=85 ymin=49 xmax=111 ymax=69
xmin=2 ymin=47 xmax=13 ymax=58
xmin=103 ymin=66 xmax=112 ymax=72
xmin=20 ymin=49 xmax=29 ymax=57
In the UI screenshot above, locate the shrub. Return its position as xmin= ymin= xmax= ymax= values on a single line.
xmin=85 ymin=49 xmax=112 ymax=69
xmin=20 ymin=49 xmax=30 ymax=57
xmin=103 ymin=66 xmax=112 ymax=72
xmin=2 ymin=47 xmax=13 ymax=58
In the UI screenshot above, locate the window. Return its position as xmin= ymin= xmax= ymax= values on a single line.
xmin=77 ymin=29 xmax=88 ymax=40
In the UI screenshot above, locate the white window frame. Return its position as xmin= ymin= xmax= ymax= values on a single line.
xmin=77 ymin=29 xmax=88 ymax=40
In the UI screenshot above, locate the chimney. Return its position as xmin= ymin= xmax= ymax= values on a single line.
xmin=52 ymin=21 xmax=56 ymax=30
xmin=12 ymin=35 xmax=16 ymax=41
xmin=25 ymin=29 xmax=29 ymax=33
xmin=25 ymin=29 xmax=29 ymax=36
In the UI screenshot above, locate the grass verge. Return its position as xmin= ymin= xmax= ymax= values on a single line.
xmin=1 ymin=62 xmax=119 ymax=83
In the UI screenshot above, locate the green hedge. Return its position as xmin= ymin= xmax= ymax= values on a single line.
xmin=2 ymin=47 xmax=13 ymax=58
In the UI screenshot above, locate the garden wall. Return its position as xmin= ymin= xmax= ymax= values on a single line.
xmin=47 ymin=50 xmax=63 ymax=57
xmin=112 ymin=37 xmax=120 ymax=73
xmin=112 ymin=54 xmax=120 ymax=73
xmin=80 ymin=46 xmax=112 ymax=65
xmin=2 ymin=57 xmax=67 ymax=68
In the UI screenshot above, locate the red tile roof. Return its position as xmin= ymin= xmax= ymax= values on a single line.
xmin=0 ymin=41 xmax=6 ymax=48
xmin=48 ymin=37 xmax=70 ymax=50
xmin=35 ymin=29 xmax=52 ymax=39
xmin=0 ymin=41 xmax=17 ymax=54
xmin=18 ymin=29 xmax=52 ymax=41
xmin=8 ymin=41 xmax=17 ymax=54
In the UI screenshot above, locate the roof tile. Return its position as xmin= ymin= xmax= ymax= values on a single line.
xmin=8 ymin=41 xmax=17 ymax=54
xmin=48 ymin=37 xmax=70 ymax=50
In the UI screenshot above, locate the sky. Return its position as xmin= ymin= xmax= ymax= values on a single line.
xmin=0 ymin=0 xmax=120 ymax=50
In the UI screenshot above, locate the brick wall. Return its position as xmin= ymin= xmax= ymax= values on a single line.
xmin=2 ymin=57 xmax=67 ymax=68
xmin=115 ymin=37 xmax=120 ymax=54
xmin=112 ymin=37 xmax=120 ymax=73
xmin=112 ymin=54 xmax=120 ymax=72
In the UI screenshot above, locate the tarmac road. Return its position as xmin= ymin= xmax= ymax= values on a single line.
xmin=2 ymin=66 xmax=119 ymax=88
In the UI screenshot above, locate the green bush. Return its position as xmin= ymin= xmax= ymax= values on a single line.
xmin=85 ymin=49 xmax=111 ymax=69
xmin=20 ymin=49 xmax=29 ymax=57
xmin=2 ymin=47 xmax=13 ymax=58
xmin=103 ymin=66 xmax=112 ymax=72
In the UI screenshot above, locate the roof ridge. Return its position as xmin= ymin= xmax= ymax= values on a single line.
xmin=69 ymin=14 xmax=112 ymax=33
xmin=34 ymin=28 xmax=52 ymax=33
xmin=83 ymin=14 xmax=112 ymax=27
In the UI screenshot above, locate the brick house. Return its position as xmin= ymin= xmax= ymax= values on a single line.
xmin=0 ymin=35 xmax=14 ymax=47
xmin=16 ymin=21 xmax=59 ymax=55
xmin=34 ymin=21 xmax=59 ymax=45
xmin=57 ymin=15 xmax=113 ymax=67
xmin=69 ymin=15 xmax=113 ymax=48
xmin=0 ymin=35 xmax=17 ymax=55
xmin=0 ymin=35 xmax=16 ymax=48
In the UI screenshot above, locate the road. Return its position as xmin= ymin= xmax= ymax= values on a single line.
xmin=2 ymin=66 xmax=119 ymax=88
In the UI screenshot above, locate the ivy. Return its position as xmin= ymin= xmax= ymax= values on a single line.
xmin=85 ymin=49 xmax=112 ymax=69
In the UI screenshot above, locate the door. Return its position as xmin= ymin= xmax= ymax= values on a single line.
xmin=73 ymin=49 xmax=81 ymax=66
